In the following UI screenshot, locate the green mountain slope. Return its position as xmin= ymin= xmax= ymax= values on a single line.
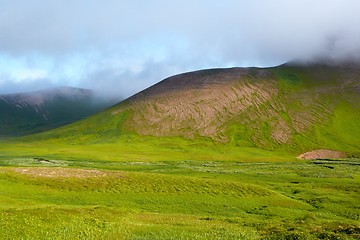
xmin=0 ymin=87 xmax=116 ymax=137
xmin=30 ymin=63 xmax=360 ymax=153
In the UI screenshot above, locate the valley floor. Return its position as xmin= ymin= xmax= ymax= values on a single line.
xmin=0 ymin=141 xmax=359 ymax=239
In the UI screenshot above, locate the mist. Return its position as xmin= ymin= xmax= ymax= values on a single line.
xmin=0 ymin=0 xmax=359 ymax=98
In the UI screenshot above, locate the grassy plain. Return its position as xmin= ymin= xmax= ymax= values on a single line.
xmin=0 ymin=136 xmax=359 ymax=239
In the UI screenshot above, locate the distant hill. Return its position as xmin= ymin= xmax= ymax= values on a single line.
xmin=30 ymin=63 xmax=360 ymax=153
xmin=0 ymin=87 xmax=117 ymax=137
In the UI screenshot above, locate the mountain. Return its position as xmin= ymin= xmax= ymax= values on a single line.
xmin=0 ymin=87 xmax=117 ymax=137
xmin=32 ymin=63 xmax=360 ymax=153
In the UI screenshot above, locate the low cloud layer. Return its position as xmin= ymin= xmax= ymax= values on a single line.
xmin=0 ymin=0 xmax=359 ymax=98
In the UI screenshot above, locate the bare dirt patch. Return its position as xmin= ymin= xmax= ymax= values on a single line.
xmin=12 ymin=167 xmax=121 ymax=178
xmin=297 ymin=149 xmax=347 ymax=160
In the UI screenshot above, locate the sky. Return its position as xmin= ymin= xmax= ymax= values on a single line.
xmin=0 ymin=0 xmax=359 ymax=98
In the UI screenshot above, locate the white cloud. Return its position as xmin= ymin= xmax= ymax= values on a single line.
xmin=13 ymin=69 xmax=48 ymax=82
xmin=0 ymin=0 xmax=359 ymax=96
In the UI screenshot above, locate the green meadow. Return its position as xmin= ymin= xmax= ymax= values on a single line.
xmin=0 ymin=136 xmax=359 ymax=239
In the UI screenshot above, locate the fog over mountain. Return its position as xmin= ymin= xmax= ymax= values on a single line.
xmin=0 ymin=0 xmax=359 ymax=98
xmin=0 ymin=87 xmax=118 ymax=136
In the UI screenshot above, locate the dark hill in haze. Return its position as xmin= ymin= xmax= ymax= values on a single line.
xmin=0 ymin=87 xmax=117 ymax=137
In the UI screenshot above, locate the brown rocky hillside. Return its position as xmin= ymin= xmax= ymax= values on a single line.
xmin=106 ymin=63 xmax=360 ymax=151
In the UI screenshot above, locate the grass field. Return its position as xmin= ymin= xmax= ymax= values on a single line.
xmin=0 ymin=137 xmax=359 ymax=239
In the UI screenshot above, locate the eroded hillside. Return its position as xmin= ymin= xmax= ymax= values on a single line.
xmin=106 ymin=64 xmax=360 ymax=151
xmin=114 ymin=68 xmax=277 ymax=140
